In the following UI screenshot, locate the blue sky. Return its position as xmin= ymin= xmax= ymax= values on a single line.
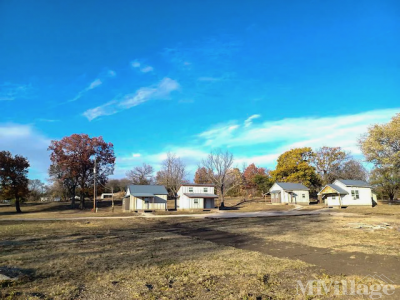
xmin=0 ymin=0 xmax=399 ymax=181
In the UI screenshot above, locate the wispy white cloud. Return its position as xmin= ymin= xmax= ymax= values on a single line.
xmin=140 ymin=66 xmax=154 ymax=73
xmin=69 ymin=69 xmax=116 ymax=102
xmin=83 ymin=77 xmax=180 ymax=121
xmin=131 ymin=60 xmax=154 ymax=73
xmin=244 ymin=114 xmax=261 ymax=127
xmin=131 ymin=60 xmax=141 ymax=68
xmin=108 ymin=108 xmax=399 ymax=180
xmin=197 ymin=108 xmax=399 ymax=154
xmin=0 ymin=123 xmax=51 ymax=180
xmin=0 ymin=82 xmax=33 ymax=101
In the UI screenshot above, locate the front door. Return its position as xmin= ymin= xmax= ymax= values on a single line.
xmin=145 ymin=198 xmax=149 ymax=209
xmin=204 ymin=198 xmax=214 ymax=209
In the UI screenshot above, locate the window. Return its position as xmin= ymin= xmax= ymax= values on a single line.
xmin=189 ymin=187 xmax=193 ymax=192
xmin=194 ymin=199 xmax=198 ymax=204
xmin=332 ymin=196 xmax=336 ymax=201
xmin=302 ymin=194 xmax=305 ymax=198
xmin=351 ymin=190 xmax=359 ymax=200
xmin=204 ymin=187 xmax=208 ymax=193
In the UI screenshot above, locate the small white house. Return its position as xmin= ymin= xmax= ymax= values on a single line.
xmin=177 ymin=184 xmax=218 ymax=210
xmin=318 ymin=179 xmax=375 ymax=207
xmin=123 ymin=185 xmax=168 ymax=211
xmin=269 ymin=182 xmax=310 ymax=204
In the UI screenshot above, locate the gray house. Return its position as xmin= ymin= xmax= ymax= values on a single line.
xmin=123 ymin=185 xmax=168 ymax=211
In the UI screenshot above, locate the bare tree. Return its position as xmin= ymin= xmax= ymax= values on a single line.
xmin=312 ymin=146 xmax=349 ymax=185
xmin=126 ymin=163 xmax=154 ymax=185
xmin=155 ymin=153 xmax=187 ymax=201
xmin=338 ymin=159 xmax=369 ymax=181
xmin=200 ymin=149 xmax=238 ymax=207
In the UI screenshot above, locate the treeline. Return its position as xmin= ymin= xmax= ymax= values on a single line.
xmin=1 ymin=113 xmax=399 ymax=212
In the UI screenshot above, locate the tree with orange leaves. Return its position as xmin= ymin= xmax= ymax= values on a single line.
xmin=48 ymin=134 xmax=115 ymax=209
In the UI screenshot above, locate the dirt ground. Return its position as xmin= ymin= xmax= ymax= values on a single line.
xmin=1 ymin=208 xmax=400 ymax=299
xmin=2 ymin=203 xmax=400 ymax=299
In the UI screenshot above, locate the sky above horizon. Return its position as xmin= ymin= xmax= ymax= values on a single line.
xmin=0 ymin=0 xmax=399 ymax=181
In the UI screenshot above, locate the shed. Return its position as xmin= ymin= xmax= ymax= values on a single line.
xmin=123 ymin=185 xmax=168 ymax=211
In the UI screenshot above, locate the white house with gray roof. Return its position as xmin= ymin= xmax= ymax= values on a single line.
xmin=318 ymin=179 xmax=375 ymax=207
xmin=177 ymin=184 xmax=218 ymax=210
xmin=269 ymin=182 xmax=310 ymax=204
xmin=123 ymin=185 xmax=168 ymax=211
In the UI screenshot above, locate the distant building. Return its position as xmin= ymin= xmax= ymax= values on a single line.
xmin=318 ymin=179 xmax=375 ymax=207
xmin=269 ymin=182 xmax=310 ymax=204
xmin=100 ymin=193 xmax=114 ymax=199
xmin=123 ymin=185 xmax=168 ymax=211
xmin=177 ymin=184 xmax=218 ymax=210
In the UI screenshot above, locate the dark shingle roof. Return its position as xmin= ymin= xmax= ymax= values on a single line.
xmin=184 ymin=193 xmax=218 ymax=198
xmin=275 ymin=182 xmax=309 ymax=191
xmin=336 ymin=180 xmax=371 ymax=187
xmin=126 ymin=185 xmax=168 ymax=196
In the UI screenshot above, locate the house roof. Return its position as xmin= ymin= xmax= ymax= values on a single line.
xmin=126 ymin=185 xmax=168 ymax=196
xmin=336 ymin=179 xmax=371 ymax=188
xmin=180 ymin=183 xmax=216 ymax=187
xmin=275 ymin=182 xmax=309 ymax=191
xmin=184 ymin=193 xmax=218 ymax=198
xmin=318 ymin=184 xmax=349 ymax=195
xmin=130 ymin=193 xmax=156 ymax=197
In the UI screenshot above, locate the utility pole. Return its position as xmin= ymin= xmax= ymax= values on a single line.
xmin=93 ymin=159 xmax=97 ymax=212
xmin=111 ymin=186 xmax=114 ymax=213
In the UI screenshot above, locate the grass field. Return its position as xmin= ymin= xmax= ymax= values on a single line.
xmin=1 ymin=202 xmax=400 ymax=299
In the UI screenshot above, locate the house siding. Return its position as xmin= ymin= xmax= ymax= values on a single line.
xmin=177 ymin=185 xmax=216 ymax=210
xmin=269 ymin=183 xmax=310 ymax=204
xmin=325 ymin=180 xmax=373 ymax=206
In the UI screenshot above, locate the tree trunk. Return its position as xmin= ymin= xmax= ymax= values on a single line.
xmin=79 ymin=193 xmax=85 ymax=209
xmin=70 ymin=187 xmax=76 ymax=209
xmin=71 ymin=196 xmax=75 ymax=209
xmin=219 ymin=186 xmax=225 ymax=208
xmin=15 ymin=197 xmax=22 ymax=213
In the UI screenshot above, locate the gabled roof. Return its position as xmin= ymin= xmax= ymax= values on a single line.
xmin=335 ymin=179 xmax=371 ymax=188
xmin=275 ymin=182 xmax=309 ymax=191
xmin=126 ymin=185 xmax=168 ymax=196
xmin=180 ymin=183 xmax=215 ymax=187
xmin=318 ymin=184 xmax=349 ymax=195
xmin=184 ymin=193 xmax=218 ymax=198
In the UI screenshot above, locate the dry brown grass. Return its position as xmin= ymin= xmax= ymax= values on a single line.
xmin=1 ymin=214 xmax=399 ymax=299
xmin=0 ymin=201 xmax=135 ymax=220
xmin=339 ymin=202 xmax=400 ymax=216
xmin=0 ymin=219 xmax=315 ymax=299
xmin=210 ymin=213 xmax=400 ymax=257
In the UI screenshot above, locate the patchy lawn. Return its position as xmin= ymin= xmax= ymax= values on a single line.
xmin=0 ymin=219 xmax=311 ymax=299
xmin=1 ymin=214 xmax=399 ymax=299
xmin=0 ymin=201 xmax=136 ymax=220
xmin=338 ymin=202 xmax=400 ymax=216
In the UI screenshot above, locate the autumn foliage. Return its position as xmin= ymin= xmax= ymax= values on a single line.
xmin=0 ymin=151 xmax=30 ymax=213
xmin=48 ymin=134 xmax=115 ymax=209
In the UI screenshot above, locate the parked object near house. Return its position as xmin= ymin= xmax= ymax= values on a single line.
xmin=123 ymin=185 xmax=168 ymax=211
xmin=269 ymin=182 xmax=310 ymax=204
xmin=100 ymin=193 xmax=113 ymax=199
xmin=177 ymin=184 xmax=218 ymax=210
xmin=318 ymin=179 xmax=375 ymax=207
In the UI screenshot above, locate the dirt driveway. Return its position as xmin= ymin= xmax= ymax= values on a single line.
xmin=166 ymin=222 xmax=400 ymax=284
